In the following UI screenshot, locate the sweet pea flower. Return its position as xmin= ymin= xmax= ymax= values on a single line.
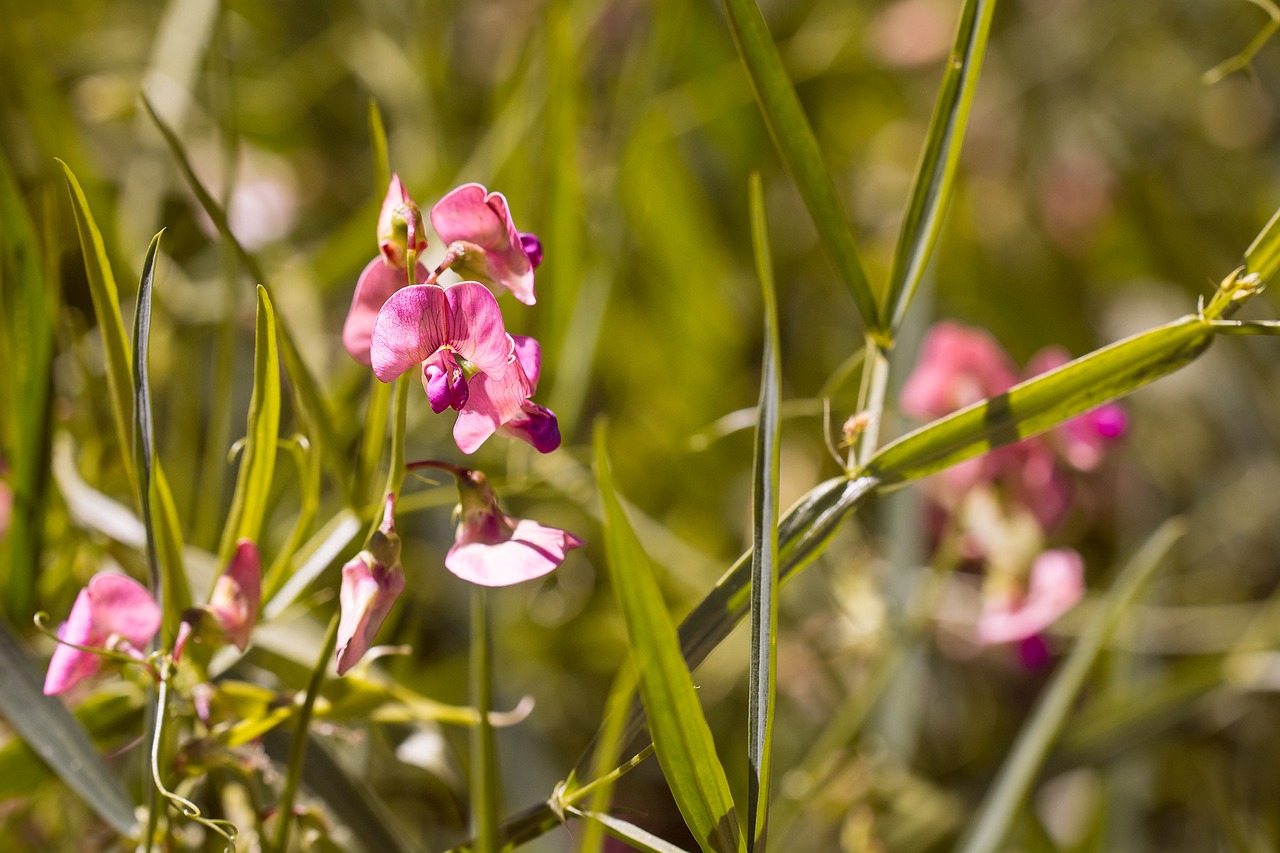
xmin=455 ymin=335 xmax=561 ymax=454
xmin=976 ymin=548 xmax=1085 ymax=645
xmin=344 ymin=174 xmax=430 ymax=365
xmin=431 ymin=183 xmax=540 ymax=305
xmin=208 ymin=540 xmax=262 ymax=652
xmin=336 ymin=494 xmax=406 ymax=676
xmin=409 ymin=463 xmax=583 ymax=587
xmin=43 ymin=573 xmax=162 ymax=695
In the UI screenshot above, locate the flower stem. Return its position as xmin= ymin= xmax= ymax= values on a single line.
xmin=272 ymin=610 xmax=340 ymax=853
xmin=853 ymin=331 xmax=890 ymax=469
xmin=471 ymin=586 xmax=499 ymax=853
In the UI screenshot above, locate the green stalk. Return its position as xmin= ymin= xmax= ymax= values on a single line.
xmin=471 ymin=587 xmax=499 ymax=853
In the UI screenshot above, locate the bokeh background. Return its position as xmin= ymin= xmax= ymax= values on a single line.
xmin=5 ymin=0 xmax=1280 ymax=849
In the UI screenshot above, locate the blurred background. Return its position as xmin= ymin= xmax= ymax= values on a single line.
xmin=5 ymin=0 xmax=1280 ymax=849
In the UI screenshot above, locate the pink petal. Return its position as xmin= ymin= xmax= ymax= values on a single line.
xmin=370 ymin=285 xmax=454 ymax=382
xmin=377 ymin=174 xmax=427 ymax=267
xmin=344 ymin=258 xmax=428 ymax=365
xmin=43 ymin=588 xmax=101 ymax=695
xmin=901 ymin=321 xmax=1018 ymax=420
xmin=209 ymin=540 xmax=261 ymax=652
xmin=442 ymin=282 xmax=515 ymax=377
xmin=445 ymin=518 xmax=583 ymax=587
xmin=977 ymin=549 xmax=1085 ymax=644
xmin=88 ymin=573 xmax=162 ymax=649
xmin=453 ymin=357 xmax=531 ymax=454
xmin=335 ymin=555 xmax=405 ymax=675
xmin=431 ymin=184 xmax=535 ymax=305
xmin=511 ymin=335 xmax=542 ymax=393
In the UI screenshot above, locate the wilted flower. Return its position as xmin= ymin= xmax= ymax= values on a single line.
xmin=976 ymin=548 xmax=1085 ymax=645
xmin=444 ymin=467 xmax=583 ymax=587
xmin=344 ymin=174 xmax=430 ymax=365
xmin=43 ymin=573 xmax=161 ymax=695
xmin=336 ymin=494 xmax=405 ymax=675
xmin=431 ymin=183 xmax=540 ymax=305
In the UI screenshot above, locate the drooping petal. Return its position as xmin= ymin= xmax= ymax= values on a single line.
xmin=431 ymin=183 xmax=536 ymax=305
xmin=43 ymin=587 xmax=100 ymax=695
xmin=344 ymin=258 xmax=428 ymax=365
xmin=446 ymin=518 xmax=584 ymax=587
xmin=453 ymin=357 xmax=531 ymax=454
xmin=208 ymin=540 xmax=262 ymax=652
xmin=335 ymin=553 xmax=406 ymax=676
xmin=976 ymin=548 xmax=1085 ymax=644
xmin=498 ymin=403 xmax=561 ymax=453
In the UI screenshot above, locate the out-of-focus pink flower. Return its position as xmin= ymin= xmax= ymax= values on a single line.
xmin=344 ymin=174 xmax=430 ymax=365
xmin=44 ymin=573 xmax=161 ymax=695
xmin=976 ymin=548 xmax=1085 ymax=644
xmin=431 ymin=183 xmax=539 ymax=306
xmin=1024 ymin=346 xmax=1127 ymax=471
xmin=208 ymin=540 xmax=261 ymax=652
xmin=445 ymin=468 xmax=583 ymax=587
xmin=455 ymin=335 xmax=561 ymax=454
xmin=336 ymin=494 xmax=405 ymax=676
xmin=900 ymin=322 xmax=1019 ymax=420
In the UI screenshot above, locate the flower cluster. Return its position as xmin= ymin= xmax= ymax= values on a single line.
xmin=346 ymin=178 xmax=558 ymax=455
xmin=900 ymin=321 xmax=1126 ymax=649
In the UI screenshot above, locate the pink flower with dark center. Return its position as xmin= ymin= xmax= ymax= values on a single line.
xmin=431 ymin=183 xmax=540 ymax=305
xmin=976 ymin=548 xmax=1085 ymax=645
xmin=336 ymin=494 xmax=405 ymax=675
xmin=417 ymin=465 xmax=582 ymax=587
xmin=43 ymin=573 xmax=161 ymax=695
xmin=344 ymin=174 xmax=430 ymax=365
xmin=455 ymin=335 xmax=561 ymax=454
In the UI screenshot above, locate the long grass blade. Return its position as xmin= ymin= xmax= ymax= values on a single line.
xmin=883 ymin=0 xmax=998 ymax=331
xmin=594 ymin=422 xmax=743 ymax=853
xmin=568 ymin=806 xmax=696 ymax=853
xmin=0 ymin=620 xmax=137 ymax=835
xmin=746 ymin=173 xmax=780 ymax=852
xmin=955 ymin=519 xmax=1186 ymax=853
xmin=719 ymin=0 xmax=880 ymax=332
xmin=0 ymin=153 xmax=56 ymax=620
xmin=368 ymin=98 xmax=391 ymax=198
xmin=218 ymin=285 xmax=280 ymax=564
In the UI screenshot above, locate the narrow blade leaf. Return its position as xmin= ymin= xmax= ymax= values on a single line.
xmin=568 ymin=806 xmax=697 ymax=853
xmin=719 ymin=0 xmax=880 ymax=332
xmin=594 ymin=422 xmax=743 ymax=853
xmin=0 ymin=619 xmax=137 ymax=835
xmin=867 ymin=314 xmax=1215 ymax=485
xmin=368 ymin=98 xmax=391 ymax=199
xmin=746 ymin=173 xmax=780 ymax=852
xmin=956 ymin=520 xmax=1185 ymax=853
xmin=884 ymin=0 xmax=998 ymax=330
xmin=219 ymin=285 xmax=280 ymax=563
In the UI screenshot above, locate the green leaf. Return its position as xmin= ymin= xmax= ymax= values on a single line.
xmin=956 ymin=519 xmax=1185 ymax=853
xmin=368 ymin=98 xmax=391 ymax=200
xmin=219 ymin=285 xmax=280 ymax=563
xmin=1245 ymin=201 xmax=1280 ymax=286
xmin=0 ymin=619 xmax=138 ymax=836
xmin=867 ymin=314 xmax=1215 ymax=486
xmin=58 ymin=160 xmax=136 ymax=490
xmin=746 ymin=173 xmax=780 ymax=852
xmin=0 ymin=152 xmax=56 ymax=620
xmin=719 ymin=0 xmax=880 ymax=333
xmin=568 ymin=806 xmax=697 ymax=853
xmin=594 ymin=422 xmax=743 ymax=853
xmin=131 ymin=231 xmax=191 ymax=647
xmin=576 ymin=663 xmax=642 ymax=853
xmin=884 ymin=0 xmax=998 ymax=331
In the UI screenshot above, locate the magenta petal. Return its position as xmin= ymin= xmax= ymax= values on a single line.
xmin=453 ymin=361 xmax=531 ymax=454
xmin=900 ymin=322 xmax=1018 ymax=419
xmin=344 ymin=259 xmax=428 ymax=365
xmin=511 ymin=335 xmax=542 ymax=392
xmin=89 ymin=573 xmax=162 ymax=649
xmin=520 ymin=233 xmax=543 ymax=269
xmin=43 ymin=588 xmax=100 ymax=695
xmin=209 ymin=540 xmax=261 ymax=652
xmin=335 ymin=555 xmax=405 ymax=675
xmin=499 ymin=403 xmax=561 ymax=453
xmin=370 ymin=285 xmax=452 ymax=382
xmin=977 ymin=549 xmax=1085 ymax=644
xmin=445 ymin=518 xmax=584 ymax=587
xmin=431 ymin=184 xmax=536 ymax=305
xmin=442 ymin=282 xmax=514 ymax=378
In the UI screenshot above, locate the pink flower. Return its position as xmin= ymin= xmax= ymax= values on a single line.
xmin=344 ymin=174 xmax=430 ymax=365
xmin=976 ymin=548 xmax=1085 ymax=644
xmin=336 ymin=494 xmax=405 ymax=675
xmin=431 ymin=183 xmax=540 ymax=305
xmin=208 ymin=540 xmax=261 ymax=652
xmin=43 ymin=573 xmax=161 ymax=695
xmin=445 ymin=468 xmax=583 ymax=587
xmin=455 ymin=335 xmax=561 ymax=454
xmin=1024 ymin=346 xmax=1127 ymax=471
xmin=900 ymin=322 xmax=1018 ymax=420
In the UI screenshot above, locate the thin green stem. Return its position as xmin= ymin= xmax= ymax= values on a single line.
xmin=471 ymin=587 xmax=499 ymax=853
xmin=853 ymin=332 xmax=891 ymax=469
xmin=272 ymin=611 xmax=340 ymax=853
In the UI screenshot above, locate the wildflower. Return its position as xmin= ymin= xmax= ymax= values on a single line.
xmin=208 ymin=540 xmax=261 ymax=652
xmin=43 ymin=573 xmax=161 ymax=695
xmin=336 ymin=494 xmax=405 ymax=675
xmin=445 ymin=467 xmax=583 ymax=587
xmin=976 ymin=548 xmax=1085 ymax=645
xmin=344 ymin=174 xmax=430 ymax=365
xmin=431 ymin=183 xmax=540 ymax=305
xmin=454 ymin=335 xmax=561 ymax=454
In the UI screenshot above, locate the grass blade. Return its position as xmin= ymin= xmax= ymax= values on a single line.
xmin=0 ymin=153 xmax=56 ymax=620
xmin=218 ymin=285 xmax=280 ymax=563
xmin=368 ymin=98 xmax=391 ymax=199
xmin=746 ymin=173 xmax=780 ymax=852
xmin=884 ymin=0 xmax=998 ymax=331
xmin=568 ymin=806 xmax=696 ymax=853
xmin=58 ymin=160 xmax=136 ymax=491
xmin=719 ymin=0 xmax=880 ymax=333
xmin=594 ymin=422 xmax=743 ymax=853
xmin=867 ymin=314 xmax=1215 ymax=486
xmin=131 ymin=231 xmax=191 ymax=646
xmin=956 ymin=519 xmax=1186 ymax=853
